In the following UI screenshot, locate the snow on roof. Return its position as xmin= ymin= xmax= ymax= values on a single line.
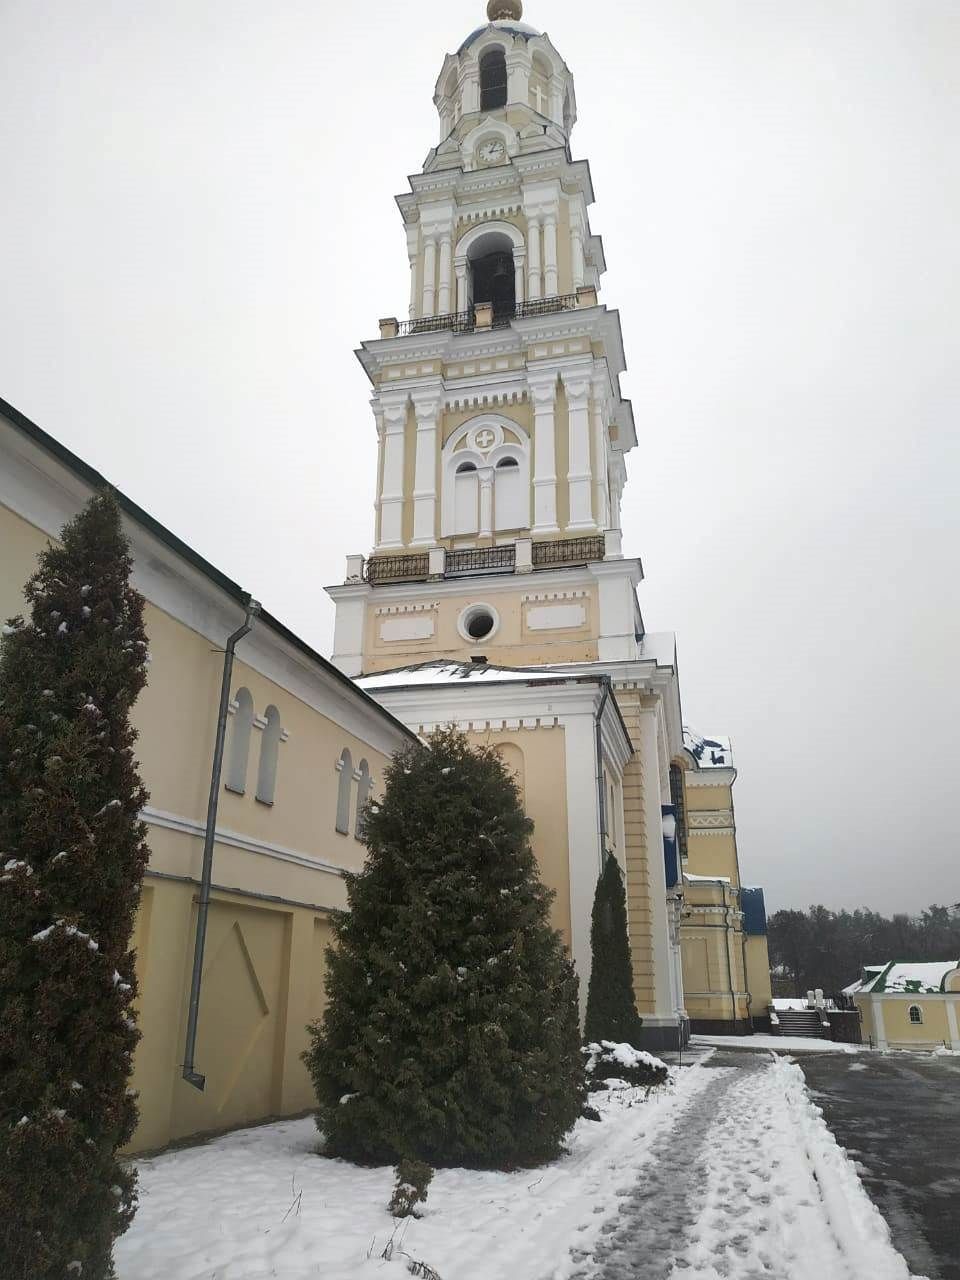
xmin=683 ymin=873 xmax=732 ymax=885
xmin=358 ymin=661 xmax=591 ymax=691
xmin=683 ymin=727 xmax=733 ymax=769
xmin=848 ymin=960 xmax=960 ymax=995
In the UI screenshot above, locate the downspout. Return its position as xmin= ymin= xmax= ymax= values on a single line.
xmin=723 ymin=889 xmax=737 ymax=1028
xmin=182 ymin=599 xmax=260 ymax=1090
xmin=594 ymin=676 xmax=612 ymax=866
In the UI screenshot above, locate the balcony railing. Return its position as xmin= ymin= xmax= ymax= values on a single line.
xmin=358 ymin=534 xmax=607 ymax=585
xmin=446 ymin=545 xmax=516 ymax=576
xmin=389 ymin=292 xmax=588 ymax=340
xmin=397 ymin=311 xmax=474 ymax=338
xmin=364 ymin=552 xmax=430 ymax=584
xmin=532 ymin=536 xmax=607 ymax=569
xmin=514 ymin=294 xmax=578 ymax=320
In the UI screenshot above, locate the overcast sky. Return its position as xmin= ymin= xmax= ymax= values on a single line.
xmin=1 ymin=0 xmax=957 ymax=916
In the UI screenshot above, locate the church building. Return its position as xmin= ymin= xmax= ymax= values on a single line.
xmin=328 ymin=0 xmax=776 ymax=1049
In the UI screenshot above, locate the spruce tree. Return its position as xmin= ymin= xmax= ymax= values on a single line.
xmin=583 ymin=854 xmax=644 ymax=1046
xmin=304 ymin=727 xmax=584 ymax=1170
xmin=0 ymin=493 xmax=151 ymax=1280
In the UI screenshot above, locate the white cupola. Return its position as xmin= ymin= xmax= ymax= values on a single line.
xmin=432 ymin=0 xmax=577 ymax=160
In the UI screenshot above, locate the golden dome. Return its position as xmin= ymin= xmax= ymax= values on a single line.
xmin=487 ymin=0 xmax=523 ymax=20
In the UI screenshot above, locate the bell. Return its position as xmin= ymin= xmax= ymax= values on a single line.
xmin=492 ymin=257 xmax=510 ymax=281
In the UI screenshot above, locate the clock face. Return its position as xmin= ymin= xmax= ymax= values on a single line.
xmin=478 ymin=139 xmax=505 ymax=165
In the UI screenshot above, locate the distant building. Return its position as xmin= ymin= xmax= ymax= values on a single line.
xmin=846 ymin=961 xmax=960 ymax=1051
xmin=676 ymin=730 xmax=773 ymax=1034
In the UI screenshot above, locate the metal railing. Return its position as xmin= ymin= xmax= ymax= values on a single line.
xmin=446 ymin=545 xmax=516 ymax=576
xmin=394 ymin=294 xmax=582 ymax=339
xmin=361 ymin=534 xmax=606 ymax=586
xmin=397 ymin=311 xmax=474 ymax=337
xmin=532 ymin=535 xmax=606 ymax=568
xmin=364 ymin=553 xmax=430 ymax=584
xmin=515 ymin=294 xmax=579 ymax=320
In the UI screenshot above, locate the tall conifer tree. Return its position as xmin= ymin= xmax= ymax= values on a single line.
xmin=0 ymin=493 xmax=150 ymax=1279
xmin=304 ymin=727 xmax=584 ymax=1170
xmin=583 ymin=854 xmax=644 ymax=1046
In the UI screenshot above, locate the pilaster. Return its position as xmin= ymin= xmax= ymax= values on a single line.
xmin=377 ymin=395 xmax=407 ymax=550
xmin=411 ymin=387 xmax=442 ymax=546
xmin=528 ymin=371 xmax=559 ymax=534
xmin=562 ymin=369 xmax=595 ymax=531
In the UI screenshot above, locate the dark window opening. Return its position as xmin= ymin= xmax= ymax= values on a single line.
xmin=480 ymin=48 xmax=508 ymax=112
xmin=669 ymin=763 xmax=689 ymax=861
xmin=471 ymin=250 xmax=515 ymax=322
xmin=497 ymin=456 xmax=519 ymax=469
xmin=456 ymin=461 xmax=478 ymax=474
xmin=467 ymin=610 xmax=495 ymax=640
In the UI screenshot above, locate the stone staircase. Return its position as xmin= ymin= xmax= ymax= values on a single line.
xmin=772 ymin=1008 xmax=825 ymax=1038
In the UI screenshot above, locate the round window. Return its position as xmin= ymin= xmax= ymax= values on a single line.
xmin=458 ymin=603 xmax=500 ymax=644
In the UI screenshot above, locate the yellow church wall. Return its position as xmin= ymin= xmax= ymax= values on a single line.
xmin=467 ymin=728 xmax=572 ymax=949
xmin=0 ymin=497 xmax=403 ymax=1154
xmin=611 ymin=689 xmax=658 ymax=1016
xmin=362 ymin=583 xmax=600 ymax=672
xmin=745 ymin=935 xmax=773 ymax=1011
xmin=685 ymin=834 xmax=740 ymax=884
xmin=685 ymin=785 xmax=731 ymax=812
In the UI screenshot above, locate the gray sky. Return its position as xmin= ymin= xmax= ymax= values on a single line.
xmin=2 ymin=0 xmax=958 ymax=916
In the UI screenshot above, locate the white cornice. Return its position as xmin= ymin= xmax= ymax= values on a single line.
xmin=142 ymin=806 xmax=347 ymax=879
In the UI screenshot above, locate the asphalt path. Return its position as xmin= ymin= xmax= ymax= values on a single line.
xmin=798 ymin=1050 xmax=960 ymax=1280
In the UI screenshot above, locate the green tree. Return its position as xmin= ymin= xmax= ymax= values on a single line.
xmin=583 ymin=854 xmax=643 ymax=1046
xmin=304 ymin=727 xmax=584 ymax=1170
xmin=0 ymin=494 xmax=150 ymax=1279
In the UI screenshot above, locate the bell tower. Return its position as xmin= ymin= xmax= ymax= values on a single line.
xmin=328 ymin=1 xmax=643 ymax=677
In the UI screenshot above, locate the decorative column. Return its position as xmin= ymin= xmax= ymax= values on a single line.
xmin=421 ymin=236 xmax=437 ymax=318
xmin=527 ymin=217 xmax=542 ymax=301
xmin=455 ymin=257 xmax=469 ymax=313
xmin=562 ymin=370 xmax=594 ymax=530
xmin=543 ymin=213 xmax=559 ymax=298
xmin=378 ymin=397 xmax=407 ymax=549
xmin=437 ymin=234 xmax=453 ymax=315
xmin=571 ymin=222 xmax=586 ymax=290
xmin=411 ymin=390 xmax=442 ymax=545
xmin=513 ymin=248 xmax=526 ymax=308
xmin=478 ymin=466 xmax=494 ymax=539
xmin=529 ymin=373 xmax=558 ymax=534
xmin=591 ymin=371 xmax=610 ymax=530
xmin=406 ymin=223 xmax=419 ymax=320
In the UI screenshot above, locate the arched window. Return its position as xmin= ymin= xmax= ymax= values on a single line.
xmin=479 ymin=47 xmax=508 ymax=112
xmin=256 ymin=705 xmax=282 ymax=806
xmin=909 ymin=1005 xmax=923 ymax=1025
xmin=669 ymin=762 xmax=688 ymax=861
xmin=225 ymin=687 xmax=254 ymax=794
xmin=335 ymin=748 xmax=353 ymax=835
xmin=454 ymin=461 xmax=479 ymax=535
xmin=471 ymin=248 xmax=515 ymax=321
xmin=355 ymin=759 xmax=373 ymax=840
xmin=494 ymin=453 xmax=525 ymax=530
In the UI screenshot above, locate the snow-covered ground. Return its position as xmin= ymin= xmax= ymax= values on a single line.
xmin=115 ymin=1055 xmax=922 ymax=1280
xmin=693 ymin=1033 xmax=863 ymax=1054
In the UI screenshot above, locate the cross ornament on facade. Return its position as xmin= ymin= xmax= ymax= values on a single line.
xmin=474 ymin=428 xmax=496 ymax=452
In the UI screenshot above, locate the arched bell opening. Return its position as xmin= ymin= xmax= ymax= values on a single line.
xmin=467 ymin=230 xmax=517 ymax=323
xmin=479 ymin=47 xmax=508 ymax=112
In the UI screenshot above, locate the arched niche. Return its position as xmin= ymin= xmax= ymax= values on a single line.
xmin=454 ymin=219 xmax=525 ymax=315
xmin=440 ymin=415 xmax=531 ymax=538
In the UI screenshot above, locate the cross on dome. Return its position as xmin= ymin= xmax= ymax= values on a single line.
xmin=487 ymin=0 xmax=523 ymax=19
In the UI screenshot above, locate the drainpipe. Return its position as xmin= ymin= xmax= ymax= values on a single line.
xmin=723 ymin=890 xmax=737 ymax=1028
xmin=594 ymin=676 xmax=612 ymax=866
xmin=182 ymin=599 xmax=260 ymax=1090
